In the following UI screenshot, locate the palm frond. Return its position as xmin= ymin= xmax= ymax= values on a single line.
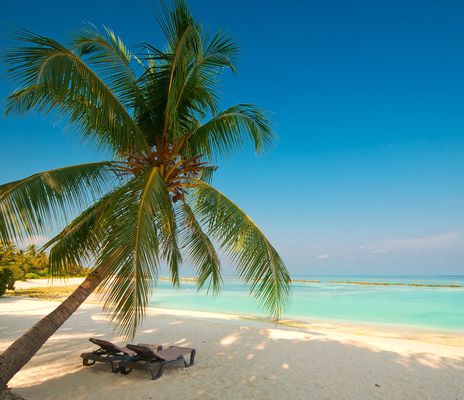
xmin=0 ymin=162 xmax=115 ymax=244
xmin=197 ymin=165 xmax=217 ymax=184
xmin=200 ymin=30 xmax=238 ymax=72
xmin=158 ymin=0 xmax=202 ymax=138
xmin=72 ymin=25 xmax=141 ymax=109
xmin=187 ymin=104 xmax=274 ymax=159
xmin=157 ymin=194 xmax=182 ymax=287
xmin=168 ymin=30 xmax=239 ymax=129
xmin=157 ymin=0 xmax=195 ymax=52
xmin=191 ymin=180 xmax=290 ymax=319
xmin=156 ymin=5 xmax=239 ymax=142
xmin=132 ymin=57 xmax=169 ymax=144
xmin=179 ymin=202 xmax=221 ymax=293
xmin=96 ymin=167 xmax=172 ymax=337
xmin=44 ymin=188 xmax=119 ymax=276
xmin=4 ymin=30 xmax=147 ymax=153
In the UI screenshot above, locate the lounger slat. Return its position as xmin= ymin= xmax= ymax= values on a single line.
xmin=89 ymin=338 xmax=136 ymax=355
xmin=120 ymin=344 xmax=196 ymax=380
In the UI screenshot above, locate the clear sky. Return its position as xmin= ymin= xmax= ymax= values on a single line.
xmin=1 ymin=0 xmax=463 ymax=275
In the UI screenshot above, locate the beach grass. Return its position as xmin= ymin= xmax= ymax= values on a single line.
xmin=8 ymin=286 xmax=79 ymax=301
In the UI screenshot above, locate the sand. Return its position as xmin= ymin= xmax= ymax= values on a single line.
xmin=1 ymin=295 xmax=464 ymax=400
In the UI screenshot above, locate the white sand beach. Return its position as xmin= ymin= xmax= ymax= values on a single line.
xmin=1 ymin=292 xmax=464 ymax=400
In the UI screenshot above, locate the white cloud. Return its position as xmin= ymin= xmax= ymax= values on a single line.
xmin=317 ymin=254 xmax=329 ymax=259
xmin=380 ymin=231 xmax=463 ymax=251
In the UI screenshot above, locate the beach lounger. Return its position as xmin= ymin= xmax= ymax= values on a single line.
xmin=119 ymin=344 xmax=196 ymax=380
xmin=80 ymin=338 xmax=162 ymax=373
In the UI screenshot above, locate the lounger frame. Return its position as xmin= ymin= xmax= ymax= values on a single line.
xmin=81 ymin=348 xmax=130 ymax=373
xmin=119 ymin=346 xmax=196 ymax=380
xmin=81 ymin=338 xmax=161 ymax=373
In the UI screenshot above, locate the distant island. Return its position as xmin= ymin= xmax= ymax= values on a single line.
xmin=159 ymin=277 xmax=198 ymax=283
xmin=330 ymin=281 xmax=463 ymax=288
xmin=158 ymin=277 xmax=462 ymax=288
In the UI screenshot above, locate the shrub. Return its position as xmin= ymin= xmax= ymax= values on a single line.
xmin=0 ymin=268 xmax=15 ymax=296
xmin=8 ymin=265 xmax=25 ymax=281
xmin=0 ymin=277 xmax=6 ymax=297
xmin=24 ymin=272 xmax=41 ymax=279
xmin=5 ymin=269 xmax=15 ymax=290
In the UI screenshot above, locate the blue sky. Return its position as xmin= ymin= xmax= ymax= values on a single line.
xmin=0 ymin=0 xmax=463 ymax=275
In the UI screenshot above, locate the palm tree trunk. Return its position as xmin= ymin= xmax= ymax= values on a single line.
xmin=0 ymin=270 xmax=102 ymax=389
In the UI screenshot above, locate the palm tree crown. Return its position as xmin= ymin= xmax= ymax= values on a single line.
xmin=0 ymin=0 xmax=290 ymax=336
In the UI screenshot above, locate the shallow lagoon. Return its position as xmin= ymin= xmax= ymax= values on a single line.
xmin=150 ymin=275 xmax=464 ymax=331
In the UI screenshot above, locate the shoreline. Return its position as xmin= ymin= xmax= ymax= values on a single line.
xmin=9 ymin=278 xmax=464 ymax=338
xmin=1 ymin=296 xmax=464 ymax=399
xmin=146 ymin=301 xmax=464 ymax=341
xmin=155 ymin=303 xmax=464 ymax=336
xmin=147 ymin=307 xmax=464 ymax=348
xmin=5 ymin=290 xmax=464 ymax=348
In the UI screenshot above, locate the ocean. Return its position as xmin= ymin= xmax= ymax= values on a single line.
xmin=149 ymin=275 xmax=464 ymax=332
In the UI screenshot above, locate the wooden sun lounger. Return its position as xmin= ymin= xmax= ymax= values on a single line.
xmin=119 ymin=344 xmax=196 ymax=380
xmin=80 ymin=338 xmax=162 ymax=373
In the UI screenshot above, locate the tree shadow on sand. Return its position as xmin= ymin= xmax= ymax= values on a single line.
xmin=2 ymin=303 xmax=464 ymax=400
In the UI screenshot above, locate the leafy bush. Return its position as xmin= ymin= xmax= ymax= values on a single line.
xmin=0 ymin=243 xmax=90 ymax=280
xmin=0 ymin=268 xmax=15 ymax=296
xmin=8 ymin=265 xmax=25 ymax=281
xmin=5 ymin=269 xmax=15 ymax=290
xmin=24 ymin=272 xmax=41 ymax=279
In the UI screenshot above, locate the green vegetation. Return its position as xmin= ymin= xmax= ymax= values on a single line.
xmin=0 ymin=268 xmax=14 ymax=296
xmin=0 ymin=242 xmax=90 ymax=281
xmin=0 ymin=243 xmax=47 ymax=281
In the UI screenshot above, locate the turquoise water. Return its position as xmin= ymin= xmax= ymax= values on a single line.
xmin=149 ymin=275 xmax=464 ymax=332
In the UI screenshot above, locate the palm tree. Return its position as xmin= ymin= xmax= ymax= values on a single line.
xmin=25 ymin=244 xmax=37 ymax=257
xmin=0 ymin=242 xmax=16 ymax=260
xmin=35 ymin=251 xmax=48 ymax=269
xmin=0 ymin=0 xmax=290 ymax=389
